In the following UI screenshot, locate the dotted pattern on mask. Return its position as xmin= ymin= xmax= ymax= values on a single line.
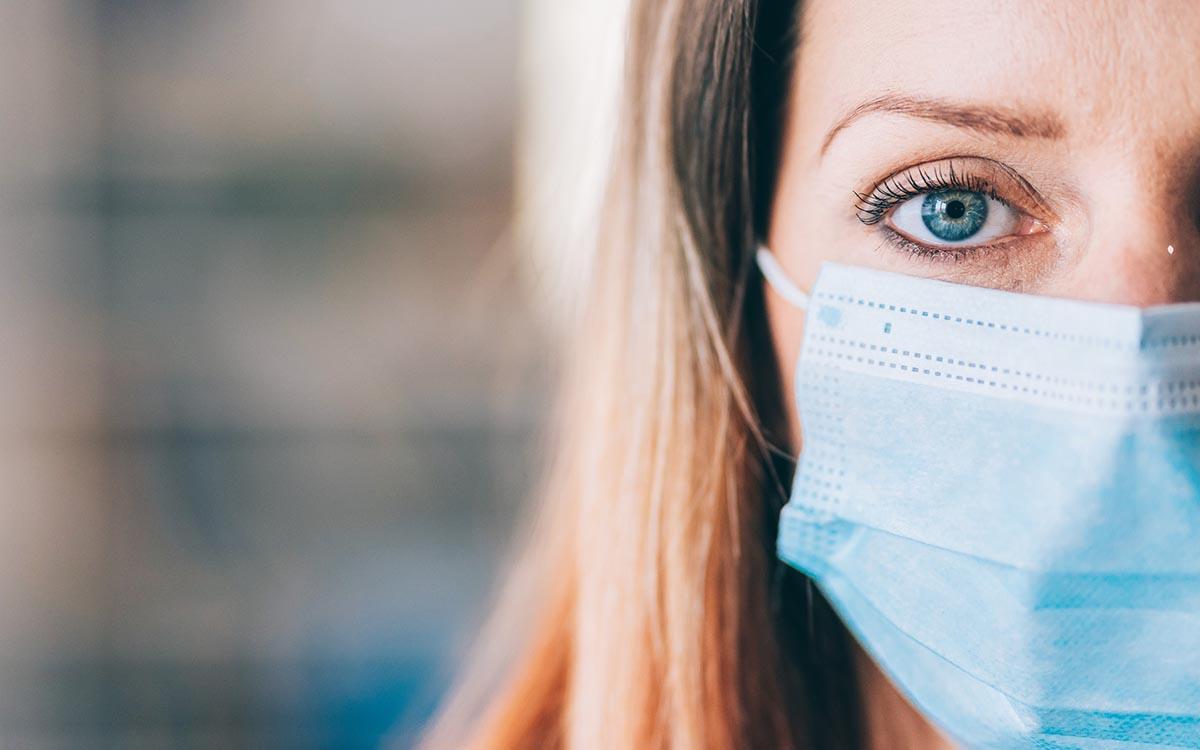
xmin=780 ymin=367 xmax=854 ymax=559
xmin=778 ymin=508 xmax=854 ymax=563
xmin=804 ymin=333 xmax=1200 ymax=416
xmin=812 ymin=290 xmax=1200 ymax=352
xmin=1027 ymin=708 xmax=1200 ymax=748
xmin=782 ymin=288 xmax=1200 ymax=561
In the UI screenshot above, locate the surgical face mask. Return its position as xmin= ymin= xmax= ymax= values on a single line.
xmin=757 ymin=247 xmax=1200 ymax=749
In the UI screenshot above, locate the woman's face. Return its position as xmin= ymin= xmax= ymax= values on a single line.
xmin=767 ymin=0 xmax=1200 ymax=444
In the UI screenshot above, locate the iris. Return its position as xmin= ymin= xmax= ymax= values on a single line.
xmin=920 ymin=189 xmax=987 ymax=242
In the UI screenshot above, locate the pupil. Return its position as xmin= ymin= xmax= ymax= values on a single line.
xmin=944 ymin=200 xmax=965 ymax=219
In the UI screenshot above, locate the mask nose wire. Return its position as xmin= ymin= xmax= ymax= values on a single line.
xmin=755 ymin=245 xmax=810 ymax=310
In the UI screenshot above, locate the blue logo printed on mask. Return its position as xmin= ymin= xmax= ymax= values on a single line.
xmin=817 ymin=304 xmax=842 ymax=327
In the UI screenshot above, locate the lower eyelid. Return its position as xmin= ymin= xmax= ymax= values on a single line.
xmin=878 ymin=219 xmax=1053 ymax=265
xmin=879 ymin=228 xmax=999 ymax=263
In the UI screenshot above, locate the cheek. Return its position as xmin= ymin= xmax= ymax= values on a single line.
xmin=765 ymin=290 xmax=806 ymax=451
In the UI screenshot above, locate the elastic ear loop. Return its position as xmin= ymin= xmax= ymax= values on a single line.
xmin=755 ymin=245 xmax=809 ymax=309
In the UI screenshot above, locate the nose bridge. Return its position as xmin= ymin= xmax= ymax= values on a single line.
xmin=1069 ymin=163 xmax=1200 ymax=306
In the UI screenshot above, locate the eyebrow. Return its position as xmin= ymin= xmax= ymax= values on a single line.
xmin=819 ymin=93 xmax=1067 ymax=157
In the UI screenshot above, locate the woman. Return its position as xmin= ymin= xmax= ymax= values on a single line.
xmin=425 ymin=0 xmax=1200 ymax=748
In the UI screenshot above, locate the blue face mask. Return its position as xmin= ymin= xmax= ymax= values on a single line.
xmin=756 ymin=247 xmax=1200 ymax=750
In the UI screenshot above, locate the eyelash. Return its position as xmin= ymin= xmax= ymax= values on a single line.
xmin=852 ymin=161 xmax=1006 ymax=227
xmin=879 ymin=228 xmax=982 ymax=263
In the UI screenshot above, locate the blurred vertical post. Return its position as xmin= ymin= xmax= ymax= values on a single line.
xmin=0 ymin=2 xmax=107 ymax=743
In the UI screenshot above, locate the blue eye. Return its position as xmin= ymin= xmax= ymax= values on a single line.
xmin=888 ymin=187 xmax=1021 ymax=247
xmin=921 ymin=189 xmax=987 ymax=241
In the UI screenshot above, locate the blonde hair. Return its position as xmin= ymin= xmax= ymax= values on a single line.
xmin=422 ymin=0 xmax=864 ymax=747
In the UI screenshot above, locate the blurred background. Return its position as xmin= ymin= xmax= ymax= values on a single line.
xmin=1 ymin=1 xmax=623 ymax=747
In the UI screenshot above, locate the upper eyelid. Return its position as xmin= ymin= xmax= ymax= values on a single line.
xmin=855 ymin=166 xmax=1002 ymax=222
xmin=856 ymin=154 xmax=1032 ymax=200
xmin=853 ymin=156 xmax=1052 ymax=224
xmin=852 ymin=167 xmax=995 ymax=226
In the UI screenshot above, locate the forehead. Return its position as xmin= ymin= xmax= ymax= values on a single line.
xmin=793 ymin=0 xmax=1200 ymax=155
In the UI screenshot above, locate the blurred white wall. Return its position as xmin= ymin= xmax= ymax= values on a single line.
xmin=517 ymin=0 xmax=629 ymax=328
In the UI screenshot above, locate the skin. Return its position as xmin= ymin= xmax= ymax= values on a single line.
xmin=763 ymin=1 xmax=1200 ymax=747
